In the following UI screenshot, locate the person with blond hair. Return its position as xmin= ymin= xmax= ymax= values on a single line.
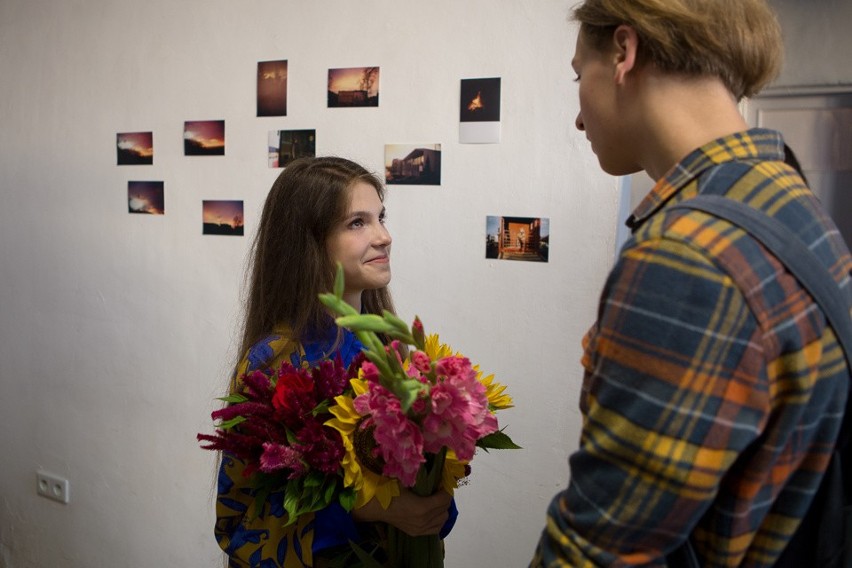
xmin=532 ymin=1 xmax=851 ymax=566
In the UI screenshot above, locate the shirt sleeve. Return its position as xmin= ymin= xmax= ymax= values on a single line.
xmin=215 ymin=335 xmax=322 ymax=567
xmin=532 ymin=237 xmax=769 ymax=566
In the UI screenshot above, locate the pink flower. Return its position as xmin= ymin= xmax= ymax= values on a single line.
xmin=421 ymin=356 xmax=499 ymax=461
xmin=259 ymin=442 xmax=305 ymax=475
xmin=411 ymin=351 xmax=432 ymax=374
xmin=357 ymin=381 xmax=426 ymax=486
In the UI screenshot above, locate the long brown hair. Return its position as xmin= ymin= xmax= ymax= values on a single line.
xmin=238 ymin=156 xmax=398 ymax=361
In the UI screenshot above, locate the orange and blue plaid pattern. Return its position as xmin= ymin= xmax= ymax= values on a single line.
xmin=533 ymin=129 xmax=851 ymax=567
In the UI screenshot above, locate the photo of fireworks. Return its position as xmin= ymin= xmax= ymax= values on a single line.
xmin=384 ymin=144 xmax=441 ymax=186
xmin=268 ymin=129 xmax=316 ymax=168
xmin=202 ymin=200 xmax=244 ymax=236
xmin=486 ymin=215 xmax=550 ymax=262
xmin=117 ymin=132 xmax=154 ymax=165
xmin=257 ymin=59 xmax=288 ymax=117
xmin=128 ymin=181 xmax=164 ymax=215
xmin=328 ymin=66 xmax=379 ymax=107
xmin=184 ymin=120 xmax=225 ymax=156
xmin=460 ymin=77 xmax=501 ymax=144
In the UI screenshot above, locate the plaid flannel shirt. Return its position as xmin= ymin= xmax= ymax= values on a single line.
xmin=533 ymin=129 xmax=852 ymax=567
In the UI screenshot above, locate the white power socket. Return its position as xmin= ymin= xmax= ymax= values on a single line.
xmin=36 ymin=470 xmax=70 ymax=504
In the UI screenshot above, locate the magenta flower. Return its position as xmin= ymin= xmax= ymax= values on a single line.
xmin=259 ymin=442 xmax=305 ymax=475
xmin=422 ymin=356 xmax=498 ymax=461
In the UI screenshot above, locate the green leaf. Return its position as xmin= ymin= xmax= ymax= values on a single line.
xmin=303 ymin=472 xmax=323 ymax=488
xmin=382 ymin=310 xmax=414 ymax=340
xmin=319 ymin=292 xmax=359 ymax=317
xmin=338 ymin=487 xmax=356 ymax=512
xmin=336 ymin=314 xmax=397 ymax=334
xmin=312 ymin=399 xmax=331 ymax=415
xmin=323 ymin=477 xmax=337 ymax=503
xmin=216 ymin=416 xmax=247 ymax=430
xmin=476 ymin=429 xmax=522 ymax=450
xmin=216 ymin=393 xmax=248 ymax=404
xmin=348 ymin=540 xmax=387 ymax=568
xmin=283 ymin=482 xmax=302 ymax=526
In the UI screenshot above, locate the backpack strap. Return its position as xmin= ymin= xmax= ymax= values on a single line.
xmin=671 ymin=195 xmax=852 ymax=371
xmin=665 ymin=195 xmax=852 ymax=567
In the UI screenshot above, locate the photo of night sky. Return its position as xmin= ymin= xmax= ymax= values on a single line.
xmin=257 ymin=60 xmax=288 ymax=117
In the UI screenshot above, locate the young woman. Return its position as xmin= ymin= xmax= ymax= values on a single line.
xmin=215 ymin=157 xmax=455 ymax=567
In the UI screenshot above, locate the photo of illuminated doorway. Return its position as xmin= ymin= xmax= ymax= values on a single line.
xmin=486 ymin=216 xmax=550 ymax=262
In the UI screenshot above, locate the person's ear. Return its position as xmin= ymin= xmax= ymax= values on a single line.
xmin=612 ymin=24 xmax=639 ymax=85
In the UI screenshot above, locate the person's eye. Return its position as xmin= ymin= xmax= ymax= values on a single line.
xmin=379 ymin=213 xmax=387 ymax=224
xmin=348 ymin=218 xmax=365 ymax=229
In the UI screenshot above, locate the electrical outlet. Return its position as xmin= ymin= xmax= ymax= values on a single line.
xmin=36 ymin=471 xmax=70 ymax=504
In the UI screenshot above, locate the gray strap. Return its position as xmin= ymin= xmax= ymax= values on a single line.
xmin=671 ymin=195 xmax=852 ymax=371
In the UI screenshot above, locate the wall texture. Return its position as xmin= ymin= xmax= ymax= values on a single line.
xmin=2 ymin=1 xmax=843 ymax=566
xmin=0 ymin=1 xmax=617 ymax=566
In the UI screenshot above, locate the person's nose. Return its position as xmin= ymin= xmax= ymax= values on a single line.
xmin=575 ymin=111 xmax=585 ymax=131
xmin=374 ymin=223 xmax=392 ymax=247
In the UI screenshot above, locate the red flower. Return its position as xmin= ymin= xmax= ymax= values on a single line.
xmin=272 ymin=365 xmax=316 ymax=426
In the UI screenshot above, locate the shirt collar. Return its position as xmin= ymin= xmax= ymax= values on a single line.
xmin=626 ymin=128 xmax=786 ymax=231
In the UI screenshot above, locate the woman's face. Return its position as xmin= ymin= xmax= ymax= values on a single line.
xmin=326 ymin=181 xmax=392 ymax=307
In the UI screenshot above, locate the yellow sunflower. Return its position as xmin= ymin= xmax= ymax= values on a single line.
xmin=326 ymin=374 xmax=472 ymax=508
xmin=421 ymin=333 xmax=514 ymax=411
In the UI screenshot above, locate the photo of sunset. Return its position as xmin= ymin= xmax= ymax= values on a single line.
xmin=128 ymin=181 xmax=164 ymax=215
xmin=202 ymin=200 xmax=244 ymax=236
xmin=117 ymin=132 xmax=153 ymax=165
xmin=257 ymin=59 xmax=287 ymax=117
xmin=184 ymin=120 xmax=225 ymax=156
xmin=328 ymin=66 xmax=379 ymax=107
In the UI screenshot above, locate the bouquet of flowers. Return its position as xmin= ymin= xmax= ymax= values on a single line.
xmin=199 ymin=266 xmax=519 ymax=567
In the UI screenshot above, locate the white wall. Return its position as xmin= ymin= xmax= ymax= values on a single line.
xmin=0 ymin=1 xmax=619 ymax=566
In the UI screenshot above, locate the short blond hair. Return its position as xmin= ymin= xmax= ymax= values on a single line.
xmin=573 ymin=0 xmax=782 ymax=99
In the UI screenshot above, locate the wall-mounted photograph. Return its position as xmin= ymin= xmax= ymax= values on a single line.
xmin=460 ymin=77 xmax=501 ymax=144
xmin=328 ymin=66 xmax=379 ymax=107
xmin=202 ymin=200 xmax=244 ymax=236
xmin=257 ymin=59 xmax=288 ymax=117
xmin=184 ymin=120 xmax=225 ymax=156
xmin=268 ymin=129 xmax=316 ymax=168
xmin=128 ymin=181 xmax=164 ymax=215
xmin=117 ymin=132 xmax=154 ymax=165
xmin=486 ymin=215 xmax=550 ymax=262
xmin=384 ymin=144 xmax=441 ymax=186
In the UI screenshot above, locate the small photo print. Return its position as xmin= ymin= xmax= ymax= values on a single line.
xmin=203 ymin=200 xmax=244 ymax=236
xmin=268 ymin=129 xmax=316 ymax=168
xmin=460 ymin=77 xmax=501 ymax=144
xmin=328 ymin=66 xmax=379 ymax=107
xmin=486 ymin=215 xmax=550 ymax=262
xmin=184 ymin=120 xmax=225 ymax=156
xmin=117 ymin=132 xmax=153 ymax=165
xmin=257 ymin=59 xmax=288 ymax=117
xmin=128 ymin=181 xmax=164 ymax=215
xmin=384 ymin=144 xmax=441 ymax=186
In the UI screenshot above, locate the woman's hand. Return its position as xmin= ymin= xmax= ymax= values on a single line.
xmin=352 ymin=488 xmax=452 ymax=536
